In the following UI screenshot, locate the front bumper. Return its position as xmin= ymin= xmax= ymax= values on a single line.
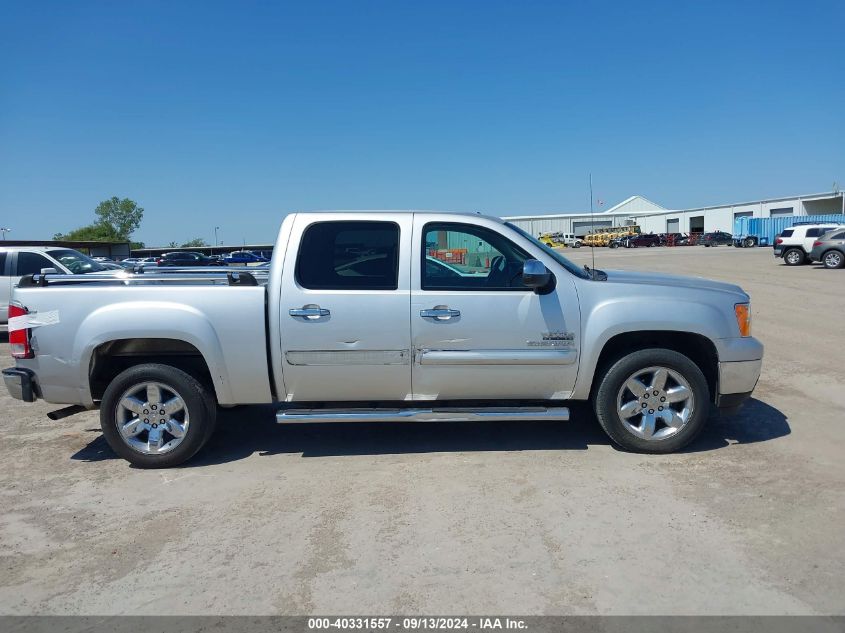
xmin=3 ymin=367 xmax=37 ymax=403
xmin=716 ymin=358 xmax=762 ymax=410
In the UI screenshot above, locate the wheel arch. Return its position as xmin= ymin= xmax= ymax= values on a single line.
xmin=584 ymin=330 xmax=719 ymax=404
xmin=88 ymin=338 xmax=218 ymax=402
xmin=74 ymin=302 xmax=232 ymax=405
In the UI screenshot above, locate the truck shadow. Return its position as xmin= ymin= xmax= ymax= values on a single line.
xmin=685 ymin=397 xmax=790 ymax=452
xmin=71 ymin=398 xmax=789 ymax=465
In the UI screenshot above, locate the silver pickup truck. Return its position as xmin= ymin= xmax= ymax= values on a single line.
xmin=3 ymin=211 xmax=763 ymax=467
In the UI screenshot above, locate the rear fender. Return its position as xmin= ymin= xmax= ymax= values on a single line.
xmin=74 ymin=301 xmax=231 ymax=405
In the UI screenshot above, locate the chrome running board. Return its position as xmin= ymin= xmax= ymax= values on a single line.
xmin=276 ymin=406 xmax=569 ymax=424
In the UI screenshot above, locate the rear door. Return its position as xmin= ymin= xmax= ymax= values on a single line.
xmin=278 ymin=213 xmax=413 ymax=401
xmin=804 ymin=227 xmax=838 ymax=252
xmin=411 ymin=215 xmax=580 ymax=400
xmin=4 ymin=251 xmax=56 ymax=324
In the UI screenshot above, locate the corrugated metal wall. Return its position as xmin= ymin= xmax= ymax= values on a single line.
xmin=734 ymin=214 xmax=845 ymax=244
xmin=502 ymin=194 xmax=845 ymax=237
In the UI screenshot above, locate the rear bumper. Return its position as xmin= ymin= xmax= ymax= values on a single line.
xmin=773 ymin=246 xmax=783 ymax=257
xmin=3 ymin=367 xmax=37 ymax=403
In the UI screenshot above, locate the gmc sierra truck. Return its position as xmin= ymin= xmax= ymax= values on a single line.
xmin=3 ymin=211 xmax=763 ymax=467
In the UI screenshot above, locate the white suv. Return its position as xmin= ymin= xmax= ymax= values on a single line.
xmin=0 ymin=247 xmax=119 ymax=330
xmin=774 ymin=223 xmax=844 ymax=266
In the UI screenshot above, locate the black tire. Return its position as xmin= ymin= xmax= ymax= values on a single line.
xmin=744 ymin=237 xmax=756 ymax=248
xmin=100 ymin=363 xmax=217 ymax=468
xmin=592 ymin=348 xmax=710 ymax=454
xmin=783 ymin=248 xmax=806 ymax=266
xmin=822 ymin=250 xmax=845 ymax=269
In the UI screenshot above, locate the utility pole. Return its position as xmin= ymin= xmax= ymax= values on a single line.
xmin=0 ymin=227 xmax=10 ymax=240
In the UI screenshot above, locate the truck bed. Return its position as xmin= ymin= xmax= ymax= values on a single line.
xmin=11 ymin=269 xmax=274 ymax=407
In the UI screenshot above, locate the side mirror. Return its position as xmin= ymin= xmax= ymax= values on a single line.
xmin=522 ymin=259 xmax=554 ymax=294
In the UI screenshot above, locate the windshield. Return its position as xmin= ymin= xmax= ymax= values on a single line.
xmin=47 ymin=249 xmax=108 ymax=274
xmin=505 ymin=222 xmax=590 ymax=279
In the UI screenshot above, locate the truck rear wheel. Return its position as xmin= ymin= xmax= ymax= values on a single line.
xmin=100 ymin=363 xmax=217 ymax=468
xmin=592 ymin=349 xmax=709 ymax=453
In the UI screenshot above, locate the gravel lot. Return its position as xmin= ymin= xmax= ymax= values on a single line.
xmin=1 ymin=246 xmax=843 ymax=615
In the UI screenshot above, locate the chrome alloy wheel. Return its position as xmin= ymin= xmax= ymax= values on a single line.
xmin=785 ymin=250 xmax=802 ymax=265
xmin=824 ymin=251 xmax=843 ymax=268
xmin=616 ymin=366 xmax=695 ymax=441
xmin=115 ymin=382 xmax=190 ymax=454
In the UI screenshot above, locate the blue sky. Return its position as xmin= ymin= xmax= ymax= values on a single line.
xmin=1 ymin=0 xmax=843 ymax=245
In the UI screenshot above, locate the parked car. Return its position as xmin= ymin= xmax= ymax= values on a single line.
xmin=156 ymin=252 xmax=224 ymax=267
xmin=1 ymin=247 xmax=120 ymax=330
xmin=224 ymin=250 xmax=269 ymax=264
xmin=658 ymin=233 xmax=690 ymax=246
xmin=98 ymin=262 xmax=127 ymax=271
xmin=701 ymin=231 xmax=733 ymax=247
xmin=625 ymin=234 xmax=661 ymax=248
xmin=773 ymin=223 xmax=844 ymax=266
xmin=808 ymin=228 xmax=845 ymax=269
xmin=3 ymin=210 xmax=762 ymax=467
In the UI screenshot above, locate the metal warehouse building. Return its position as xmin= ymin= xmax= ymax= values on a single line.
xmin=502 ymin=190 xmax=845 ymax=237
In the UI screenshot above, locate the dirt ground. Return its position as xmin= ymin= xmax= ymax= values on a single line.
xmin=1 ymin=246 xmax=843 ymax=615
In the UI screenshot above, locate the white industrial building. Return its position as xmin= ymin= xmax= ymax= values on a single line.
xmin=503 ymin=190 xmax=845 ymax=237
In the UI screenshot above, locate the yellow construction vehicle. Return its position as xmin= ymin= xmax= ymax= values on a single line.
xmin=538 ymin=232 xmax=565 ymax=247
xmin=580 ymin=225 xmax=642 ymax=247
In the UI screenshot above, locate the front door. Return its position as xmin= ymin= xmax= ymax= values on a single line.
xmin=411 ymin=216 xmax=581 ymax=400
xmin=278 ymin=214 xmax=413 ymax=402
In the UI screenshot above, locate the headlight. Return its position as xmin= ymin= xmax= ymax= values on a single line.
xmin=734 ymin=303 xmax=751 ymax=337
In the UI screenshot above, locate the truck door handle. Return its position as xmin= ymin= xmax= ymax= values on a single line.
xmin=420 ymin=308 xmax=461 ymax=320
xmin=289 ymin=306 xmax=330 ymax=319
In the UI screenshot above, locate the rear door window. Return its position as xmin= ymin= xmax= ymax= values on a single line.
xmin=296 ymin=221 xmax=400 ymax=290
xmin=0 ymin=252 xmax=7 ymax=275
xmin=16 ymin=252 xmax=54 ymax=276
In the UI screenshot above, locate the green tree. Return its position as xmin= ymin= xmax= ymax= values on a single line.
xmin=94 ymin=197 xmax=144 ymax=240
xmin=53 ymin=223 xmax=119 ymax=241
xmin=181 ymin=238 xmax=209 ymax=247
xmin=167 ymin=241 xmax=178 ymax=248
xmin=55 ymin=196 xmax=144 ymax=242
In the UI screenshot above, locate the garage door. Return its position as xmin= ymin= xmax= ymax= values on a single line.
xmin=689 ymin=216 xmax=705 ymax=232
xmin=666 ymin=218 xmax=680 ymax=233
xmin=572 ymin=220 xmax=612 ymax=237
xmin=770 ymin=207 xmax=794 ymax=217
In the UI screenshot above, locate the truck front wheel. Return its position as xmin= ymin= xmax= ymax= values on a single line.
xmin=100 ymin=363 xmax=217 ymax=468
xmin=593 ymin=349 xmax=709 ymax=453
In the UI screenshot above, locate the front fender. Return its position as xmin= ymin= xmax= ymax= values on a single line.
xmin=571 ymin=297 xmax=731 ymax=399
xmin=74 ymin=301 xmax=232 ymax=405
